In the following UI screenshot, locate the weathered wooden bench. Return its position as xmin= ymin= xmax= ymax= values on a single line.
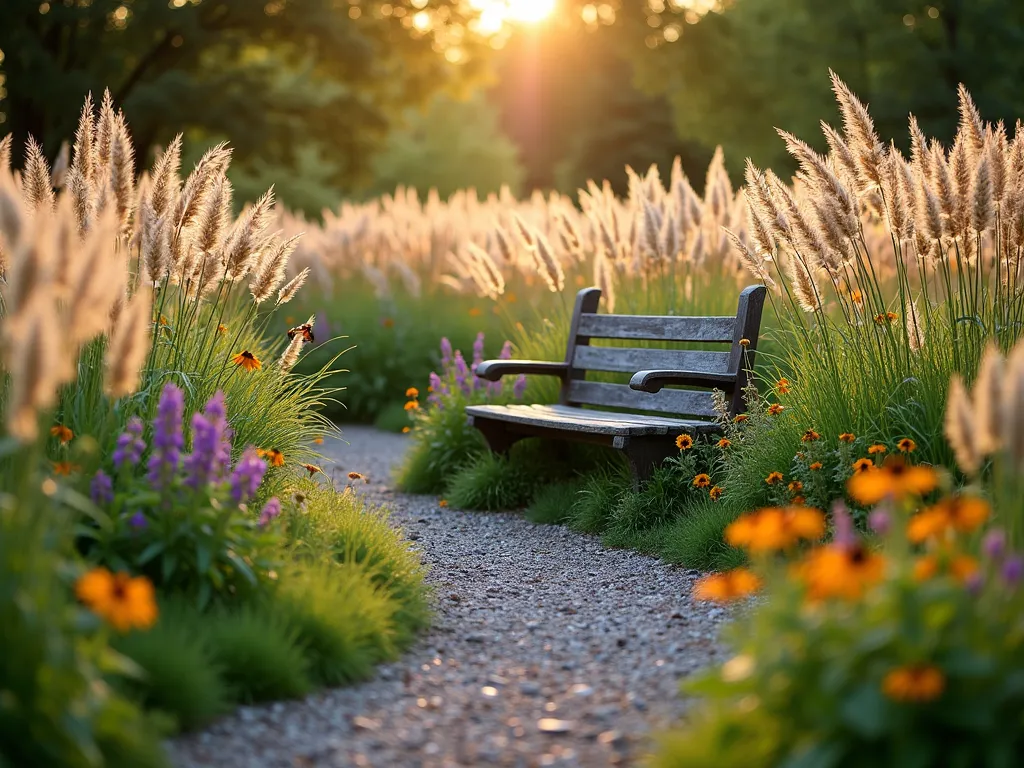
xmin=466 ymin=285 xmax=767 ymax=482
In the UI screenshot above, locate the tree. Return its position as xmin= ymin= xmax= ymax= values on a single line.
xmin=617 ymin=0 xmax=1024 ymax=171
xmin=368 ymin=90 xmax=525 ymax=199
xmin=0 ymin=0 xmax=488 ymax=187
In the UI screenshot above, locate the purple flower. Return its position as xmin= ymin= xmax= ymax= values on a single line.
xmin=965 ymin=570 xmax=985 ymax=596
xmin=90 ymin=470 xmax=113 ymax=506
xmin=128 ymin=511 xmax=148 ymax=529
xmin=258 ymin=497 xmax=282 ymax=527
xmin=230 ymin=446 xmax=266 ymax=504
xmin=472 ymin=332 xmax=485 ymax=369
xmin=440 ymin=337 xmax=453 ymax=370
xmin=868 ymin=508 xmax=890 ymax=535
xmin=983 ymin=529 xmax=1007 ymax=561
xmin=147 ymin=383 xmax=184 ymax=490
xmin=499 ymin=340 xmax=513 ymax=360
xmin=831 ymin=500 xmax=856 ymax=549
xmin=113 ymin=417 xmax=146 ymax=469
xmin=513 ymin=375 xmax=527 ymax=399
xmin=1002 ymin=555 xmax=1023 ymax=587
xmin=454 ymin=351 xmax=471 ymax=397
xmin=428 ymin=371 xmax=445 ymax=408
xmin=184 ymin=392 xmax=230 ymax=489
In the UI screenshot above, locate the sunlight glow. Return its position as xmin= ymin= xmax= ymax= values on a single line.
xmin=469 ymin=0 xmax=556 ymax=34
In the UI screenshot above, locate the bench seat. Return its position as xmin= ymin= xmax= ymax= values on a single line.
xmin=466 ymin=403 xmax=721 ymax=439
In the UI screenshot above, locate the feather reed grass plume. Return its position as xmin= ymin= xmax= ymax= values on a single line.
xmin=3 ymin=297 xmax=62 ymax=441
xmin=249 ymin=232 xmax=300 ymax=304
xmin=277 ymin=267 xmax=310 ymax=306
xmin=104 ymin=288 xmax=153 ymax=398
xmin=278 ymin=315 xmax=313 ymax=373
xmin=0 ymin=135 xmax=12 ymax=175
xmin=23 ymin=137 xmax=55 ymax=212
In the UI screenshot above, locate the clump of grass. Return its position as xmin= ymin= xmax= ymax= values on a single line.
xmin=445 ymin=451 xmax=534 ymax=510
xmin=568 ymin=468 xmax=629 ymax=534
xmin=111 ymin=601 xmax=229 ymax=733
xmin=601 ymin=520 xmax=674 ymax=555
xmin=396 ymin=398 xmax=487 ymax=493
xmin=658 ymin=497 xmax=746 ymax=572
xmin=373 ymin=401 xmax=413 ymax=432
xmin=606 ymin=464 xmax=692 ymax=537
xmin=203 ymin=606 xmax=312 ymax=704
xmin=525 ymin=479 xmax=585 ymax=524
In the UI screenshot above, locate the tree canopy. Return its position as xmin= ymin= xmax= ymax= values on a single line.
xmin=0 ymin=0 xmax=487 ymax=187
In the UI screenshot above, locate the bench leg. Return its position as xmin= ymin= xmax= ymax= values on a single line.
xmin=618 ymin=437 xmax=676 ymax=490
xmin=471 ymin=418 xmax=523 ymax=457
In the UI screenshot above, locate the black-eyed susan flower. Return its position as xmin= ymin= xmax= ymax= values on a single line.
xmin=796 ymin=543 xmax=886 ymax=601
xmin=897 ymin=437 xmax=917 ymax=453
xmin=839 ymin=432 xmax=856 ymax=443
xmin=439 ymin=499 xmax=448 ymax=508
xmin=847 ymin=456 xmax=938 ymax=505
xmin=53 ymin=461 xmax=79 ymax=476
xmin=347 ymin=472 xmax=366 ymax=482
xmin=232 ymin=350 xmax=262 ymax=371
xmin=50 ymin=424 xmax=74 ymax=444
xmin=402 ymin=426 xmax=411 ymax=433
xmin=809 ymin=461 xmax=823 ymax=471
xmin=406 ymin=387 xmax=419 ymax=398
xmin=775 ymin=378 xmax=791 ymax=395
xmin=765 ymin=471 xmax=784 ymax=485
xmin=709 ymin=485 xmax=724 ymax=501
xmin=692 ymin=474 xmax=711 ymax=489
xmin=852 ymin=457 xmax=874 ymax=473
xmin=693 ymin=568 xmax=760 ymax=601
xmin=404 ymin=400 xmax=419 ymax=411
xmin=675 ymin=433 xmax=694 ymax=451
xmin=801 ymin=429 xmax=820 ymax=442
xmin=867 ymin=443 xmax=887 ymax=455
xmin=257 ymin=448 xmax=285 ymax=468
xmin=739 ymin=338 xmax=750 ymax=347
xmin=725 ymin=506 xmax=825 ymax=553
xmin=882 ymin=665 xmax=945 ymax=702
xmin=733 ymin=414 xmax=749 ymax=424
xmin=217 ymin=324 xmax=228 ymax=335
xmin=717 ymin=438 xmax=731 ymax=449
xmin=788 ymin=480 xmax=803 ymax=494
xmin=767 ymin=403 xmax=784 ymax=416
xmin=302 ymin=463 xmax=322 ymax=477
xmin=75 ymin=567 xmax=158 ymax=632
xmin=906 ymin=495 xmax=989 ymax=543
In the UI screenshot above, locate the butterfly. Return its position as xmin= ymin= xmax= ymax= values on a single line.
xmin=287 ymin=320 xmax=315 ymax=344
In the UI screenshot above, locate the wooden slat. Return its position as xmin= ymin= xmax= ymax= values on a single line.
xmin=567 ymin=381 xmax=717 ymax=418
xmin=466 ymin=404 xmax=717 ymax=435
xmin=573 ymin=346 xmax=731 ymax=375
xmin=576 ymin=313 xmax=736 ymax=343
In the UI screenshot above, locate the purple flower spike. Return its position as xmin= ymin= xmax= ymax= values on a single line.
xmin=454 ymin=351 xmax=471 ymax=397
xmin=258 ymin=497 xmax=282 ymax=527
xmin=472 ymin=332 xmax=485 ymax=368
xmin=499 ymin=340 xmax=513 ymax=360
xmin=428 ymin=371 xmax=444 ymax=408
xmin=113 ymin=417 xmax=146 ymax=469
xmin=440 ymin=337 xmax=453 ymax=370
xmin=964 ymin=570 xmax=985 ymax=596
xmin=147 ymin=383 xmax=184 ymax=490
xmin=1002 ymin=555 xmax=1023 ymax=587
xmin=230 ymin=446 xmax=267 ymax=504
xmin=90 ymin=470 xmax=113 ymax=506
xmin=983 ymin=529 xmax=1007 ymax=561
xmin=513 ymin=375 xmax=527 ymax=399
xmin=868 ymin=508 xmax=890 ymax=536
xmin=831 ymin=500 xmax=856 ymax=550
xmin=128 ymin=511 xmax=148 ymax=529
xmin=184 ymin=391 xmax=231 ymax=489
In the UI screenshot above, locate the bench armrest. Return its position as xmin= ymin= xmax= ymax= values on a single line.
xmin=474 ymin=360 xmax=569 ymax=382
xmin=629 ymin=369 xmax=737 ymax=393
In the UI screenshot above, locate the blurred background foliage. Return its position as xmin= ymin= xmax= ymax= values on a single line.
xmin=5 ymin=0 xmax=1024 ymax=215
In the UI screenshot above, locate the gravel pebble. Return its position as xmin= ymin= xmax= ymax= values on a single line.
xmin=168 ymin=426 xmax=730 ymax=767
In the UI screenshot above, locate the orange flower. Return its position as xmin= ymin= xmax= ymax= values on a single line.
xmin=882 ymin=665 xmax=945 ymax=702
xmin=217 ymin=324 xmax=228 ymax=335
xmin=258 ymin=448 xmax=285 ymax=467
xmin=709 ymin=486 xmax=724 ymax=501
xmin=873 ymin=311 xmax=899 ymax=325
xmin=907 ymin=495 xmax=990 ymax=543
xmin=796 ymin=543 xmax=886 ymax=601
xmin=839 ymin=433 xmax=856 ymax=443
xmin=675 ymin=433 xmax=694 ymax=450
xmin=791 ymin=496 xmax=806 ymax=506
xmin=809 ymin=462 xmax=823 ymax=471
xmin=693 ymin=568 xmax=760 ymax=602
xmin=847 ymin=456 xmax=938 ymax=506
xmin=401 ymin=426 xmax=411 ymax=434
xmin=439 ymin=499 xmax=448 ymax=508
xmin=692 ymin=474 xmax=711 ymax=489
xmin=775 ymin=378 xmax=791 ymax=395
xmin=313 ymin=436 xmax=324 ymax=445
xmin=382 ymin=317 xmax=395 ymax=328
xmin=52 ymin=461 xmax=79 ymax=476
xmin=347 ymin=472 xmax=366 ymax=482
xmin=767 ymin=403 xmax=784 ymax=416
xmin=725 ymin=506 xmax=826 ymax=553
xmin=801 ymin=429 xmax=820 ymax=442
xmin=75 ymin=568 xmax=158 ymax=633
xmin=404 ymin=400 xmax=419 ymax=411
xmin=852 ymin=457 xmax=873 ymax=473
xmin=897 ymin=437 xmax=917 ymax=453
xmin=867 ymin=444 xmax=888 ymax=455
xmin=232 ymin=350 xmax=262 ymax=371
xmin=788 ymin=480 xmax=803 ymax=494
xmin=468 ymin=307 xmax=483 ymax=317
xmin=733 ymin=414 xmax=749 ymax=424
xmin=302 ymin=464 xmax=322 ymax=477
xmin=912 ymin=555 xmax=939 ymax=582
xmin=50 ymin=424 xmax=74 ymax=444
xmin=851 ymin=290 xmax=863 ymax=306
xmin=765 ymin=471 xmax=784 ymax=485
xmin=913 ymin=553 xmax=979 ymax=583
xmin=406 ymin=387 xmax=419 ymax=398
xmin=717 ymin=438 xmax=731 ymax=449
xmin=739 ymin=338 xmax=750 ymax=347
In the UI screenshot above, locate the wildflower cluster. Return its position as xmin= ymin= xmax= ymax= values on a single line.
xmin=85 ymin=383 xmax=285 ymax=607
xmin=667 ymin=431 xmax=723 ymax=502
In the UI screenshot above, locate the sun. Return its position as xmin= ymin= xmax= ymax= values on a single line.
xmin=470 ymin=0 xmax=556 ymax=34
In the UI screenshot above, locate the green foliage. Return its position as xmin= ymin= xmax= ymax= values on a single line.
xmin=368 ymin=91 xmax=525 ymax=199
xmin=568 ymin=469 xmax=629 ymax=534
xmin=0 ymin=463 xmax=167 ymax=768
xmin=204 ymin=606 xmax=312 ymax=704
xmin=111 ymin=603 xmax=229 ymax=733
xmin=273 ymin=562 xmax=400 ymax=687
xmin=0 ymin=0 xmax=489 ymax=195
xmin=625 ymin=0 xmax=1024 ymax=176
xmin=658 ymin=499 xmax=745 ymax=572
xmin=525 ymin=479 xmax=585 ymax=525
xmin=445 ymin=451 xmax=535 ymax=511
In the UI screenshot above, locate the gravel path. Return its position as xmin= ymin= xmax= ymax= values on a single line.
xmin=169 ymin=426 xmax=730 ymax=768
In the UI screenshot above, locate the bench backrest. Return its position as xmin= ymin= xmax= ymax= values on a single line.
xmin=560 ymin=285 xmax=767 ymax=418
